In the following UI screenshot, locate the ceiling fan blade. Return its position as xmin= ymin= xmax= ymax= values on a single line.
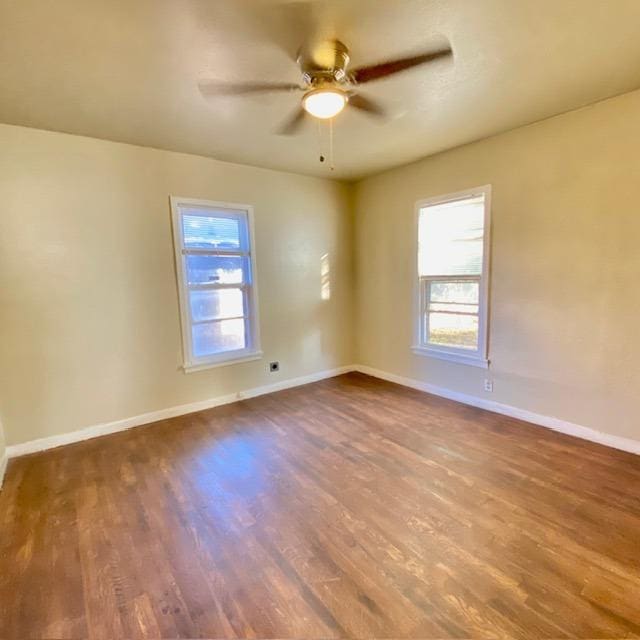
xmin=199 ymin=80 xmax=301 ymax=97
xmin=348 ymin=93 xmax=386 ymax=118
xmin=350 ymin=47 xmax=452 ymax=84
xmin=277 ymin=107 xmax=307 ymax=135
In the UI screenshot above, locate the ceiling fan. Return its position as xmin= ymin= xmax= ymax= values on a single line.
xmin=199 ymin=39 xmax=453 ymax=134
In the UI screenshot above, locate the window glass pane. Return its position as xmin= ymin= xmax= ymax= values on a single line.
xmin=192 ymin=319 xmax=246 ymax=357
xmin=190 ymin=289 xmax=244 ymax=322
xmin=428 ymin=312 xmax=478 ymax=350
xmin=419 ymin=195 xmax=485 ymax=276
xmin=429 ymin=281 xmax=479 ymax=304
xmin=186 ymin=255 xmax=248 ymax=285
xmin=182 ymin=213 xmax=245 ymax=250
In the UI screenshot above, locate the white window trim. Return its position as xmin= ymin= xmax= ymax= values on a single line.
xmin=411 ymin=184 xmax=492 ymax=369
xmin=170 ymin=196 xmax=262 ymax=373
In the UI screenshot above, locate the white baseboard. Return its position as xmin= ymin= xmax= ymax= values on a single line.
xmin=0 ymin=452 xmax=7 ymax=489
xmin=6 ymin=362 xmax=639 ymax=461
xmin=6 ymin=365 xmax=355 ymax=459
xmin=353 ymin=364 xmax=640 ymax=456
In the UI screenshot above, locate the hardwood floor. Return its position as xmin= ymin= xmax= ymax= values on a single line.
xmin=1 ymin=372 xmax=639 ymax=639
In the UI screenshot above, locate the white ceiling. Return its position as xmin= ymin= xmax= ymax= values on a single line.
xmin=2 ymin=0 xmax=640 ymax=180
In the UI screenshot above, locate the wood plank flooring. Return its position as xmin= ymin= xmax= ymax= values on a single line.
xmin=1 ymin=372 xmax=639 ymax=638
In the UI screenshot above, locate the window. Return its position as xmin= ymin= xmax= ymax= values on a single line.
xmin=413 ymin=186 xmax=491 ymax=368
xmin=171 ymin=197 xmax=261 ymax=372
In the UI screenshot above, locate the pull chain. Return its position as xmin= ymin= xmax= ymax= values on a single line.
xmin=316 ymin=119 xmax=335 ymax=171
xmin=329 ymin=118 xmax=335 ymax=172
xmin=317 ymin=119 xmax=325 ymax=164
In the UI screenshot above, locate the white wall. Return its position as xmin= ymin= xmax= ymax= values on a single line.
xmin=354 ymin=89 xmax=640 ymax=442
xmin=0 ymin=124 xmax=354 ymax=446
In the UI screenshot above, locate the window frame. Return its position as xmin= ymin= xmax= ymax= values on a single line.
xmin=412 ymin=185 xmax=492 ymax=369
xmin=170 ymin=196 xmax=262 ymax=373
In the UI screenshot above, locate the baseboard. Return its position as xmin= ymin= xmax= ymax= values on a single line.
xmin=0 ymin=452 xmax=7 ymax=489
xmin=7 ymin=362 xmax=639 ymax=461
xmin=353 ymin=364 xmax=640 ymax=456
xmin=6 ymin=365 xmax=355 ymax=459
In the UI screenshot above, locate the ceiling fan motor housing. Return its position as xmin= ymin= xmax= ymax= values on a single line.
xmin=298 ymin=39 xmax=351 ymax=86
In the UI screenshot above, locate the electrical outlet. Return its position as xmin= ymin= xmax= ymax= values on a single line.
xmin=484 ymin=379 xmax=493 ymax=392
xmin=269 ymin=361 xmax=280 ymax=373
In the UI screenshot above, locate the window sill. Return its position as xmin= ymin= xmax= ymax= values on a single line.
xmin=183 ymin=350 xmax=263 ymax=373
xmin=411 ymin=345 xmax=489 ymax=369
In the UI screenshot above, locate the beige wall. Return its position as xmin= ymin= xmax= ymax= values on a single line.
xmin=3 ymin=88 xmax=639 ymax=449
xmin=354 ymin=89 xmax=640 ymax=441
xmin=0 ymin=420 xmax=5 ymax=473
xmin=0 ymin=124 xmax=354 ymax=446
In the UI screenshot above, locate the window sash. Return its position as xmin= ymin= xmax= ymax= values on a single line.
xmin=185 ymin=278 xmax=251 ymax=328
xmin=182 ymin=243 xmax=253 ymax=360
xmin=420 ymin=275 xmax=483 ymax=355
xmin=181 ymin=248 xmax=250 ymax=257
xmin=188 ymin=282 xmax=249 ymax=291
xmin=180 ymin=206 xmax=250 ymax=252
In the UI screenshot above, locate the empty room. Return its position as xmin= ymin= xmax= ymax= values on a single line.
xmin=1 ymin=1 xmax=639 ymax=638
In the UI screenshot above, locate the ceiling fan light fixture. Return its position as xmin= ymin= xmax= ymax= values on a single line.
xmin=302 ymin=89 xmax=346 ymax=119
